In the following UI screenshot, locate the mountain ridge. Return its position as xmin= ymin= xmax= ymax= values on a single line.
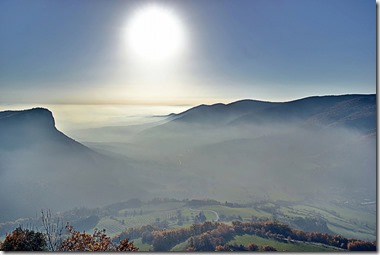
xmin=166 ymin=94 xmax=376 ymax=133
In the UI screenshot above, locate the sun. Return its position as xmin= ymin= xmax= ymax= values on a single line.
xmin=126 ymin=5 xmax=186 ymax=63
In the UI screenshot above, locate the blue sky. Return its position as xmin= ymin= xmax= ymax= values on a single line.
xmin=0 ymin=0 xmax=376 ymax=105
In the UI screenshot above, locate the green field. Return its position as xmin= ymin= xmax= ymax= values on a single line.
xmin=85 ymin=199 xmax=376 ymax=241
xmin=90 ymin=202 xmax=219 ymax=238
xmin=74 ymin=199 xmax=376 ymax=242
xmin=281 ymin=203 xmax=376 ymax=241
xmin=228 ymin=234 xmax=342 ymax=252
xmin=132 ymin=238 xmax=152 ymax=251
xmin=170 ymin=240 xmax=189 ymax=251
xmin=198 ymin=205 xmax=271 ymax=219
xmin=169 ymin=233 xmax=346 ymax=252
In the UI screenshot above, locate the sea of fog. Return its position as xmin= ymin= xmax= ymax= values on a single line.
xmin=0 ymin=104 xmax=192 ymax=132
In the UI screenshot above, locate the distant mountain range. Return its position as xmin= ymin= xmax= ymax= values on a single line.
xmin=133 ymin=94 xmax=376 ymax=205
xmin=168 ymin=94 xmax=376 ymax=134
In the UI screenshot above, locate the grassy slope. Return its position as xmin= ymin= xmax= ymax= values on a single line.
xmin=171 ymin=240 xmax=189 ymax=251
xmin=198 ymin=205 xmax=272 ymax=218
xmin=229 ymin=234 xmax=342 ymax=252
xmin=286 ymin=204 xmax=375 ymax=240
xmin=132 ymin=238 xmax=152 ymax=251
xmin=170 ymin=233 xmax=344 ymax=252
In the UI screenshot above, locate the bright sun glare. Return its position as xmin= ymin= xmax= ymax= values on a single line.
xmin=127 ymin=5 xmax=186 ymax=63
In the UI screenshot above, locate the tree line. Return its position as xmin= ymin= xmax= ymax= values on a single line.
xmin=114 ymin=220 xmax=376 ymax=251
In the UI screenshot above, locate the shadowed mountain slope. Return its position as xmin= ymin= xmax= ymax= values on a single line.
xmin=0 ymin=108 xmax=93 ymax=154
xmin=0 ymin=108 xmax=148 ymax=221
xmin=168 ymin=94 xmax=376 ymax=133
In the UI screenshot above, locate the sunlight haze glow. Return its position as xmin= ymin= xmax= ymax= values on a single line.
xmin=126 ymin=4 xmax=186 ymax=63
xmin=0 ymin=0 xmax=375 ymax=105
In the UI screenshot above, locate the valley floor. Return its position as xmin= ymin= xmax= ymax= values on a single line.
xmin=1 ymin=197 xmax=375 ymax=252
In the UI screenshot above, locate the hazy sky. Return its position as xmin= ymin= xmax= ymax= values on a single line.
xmin=0 ymin=0 xmax=375 ymax=105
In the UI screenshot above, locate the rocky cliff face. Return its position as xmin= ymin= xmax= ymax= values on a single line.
xmin=0 ymin=108 xmax=146 ymax=221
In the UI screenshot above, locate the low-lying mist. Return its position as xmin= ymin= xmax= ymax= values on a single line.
xmin=71 ymin=118 xmax=376 ymax=204
xmin=0 ymin=98 xmax=375 ymax=227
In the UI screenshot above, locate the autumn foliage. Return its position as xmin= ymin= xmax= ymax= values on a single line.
xmin=347 ymin=240 xmax=376 ymax=251
xmin=1 ymin=227 xmax=47 ymax=251
xmin=59 ymin=225 xmax=138 ymax=251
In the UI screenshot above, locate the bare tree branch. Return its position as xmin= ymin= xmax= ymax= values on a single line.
xmin=41 ymin=209 xmax=64 ymax=251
